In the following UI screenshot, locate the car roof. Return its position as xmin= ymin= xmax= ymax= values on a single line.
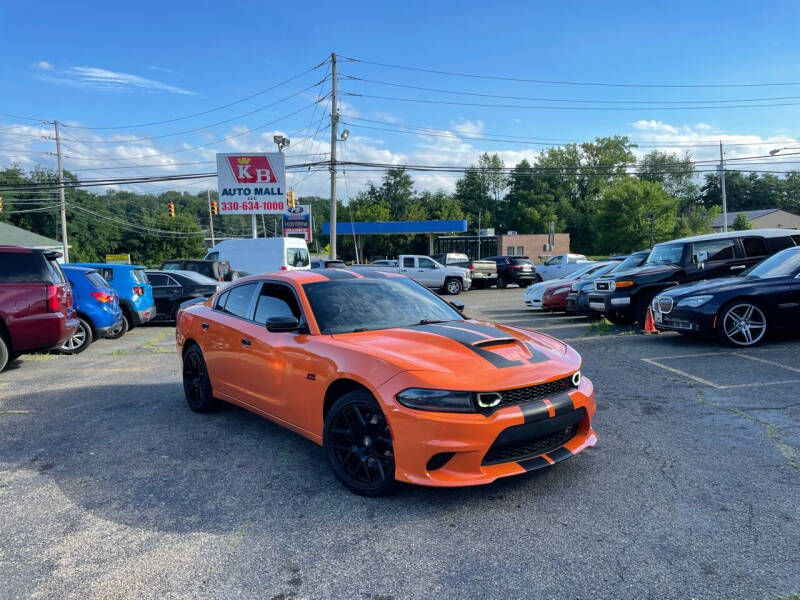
xmin=662 ymin=228 xmax=800 ymax=245
xmin=61 ymin=265 xmax=96 ymax=274
xmin=148 ymin=269 xmax=218 ymax=284
xmin=75 ymin=262 xmax=147 ymax=270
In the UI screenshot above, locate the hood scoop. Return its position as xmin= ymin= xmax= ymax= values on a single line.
xmin=473 ymin=337 xmax=518 ymax=349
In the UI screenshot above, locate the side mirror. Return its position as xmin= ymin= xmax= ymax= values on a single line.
xmin=449 ymin=300 xmax=465 ymax=311
xmin=266 ymin=316 xmax=300 ymax=332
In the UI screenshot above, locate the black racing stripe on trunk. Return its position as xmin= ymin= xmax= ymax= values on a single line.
xmin=520 ymin=400 xmax=551 ymax=424
xmin=314 ymin=268 xmax=359 ymax=280
xmin=518 ymin=456 xmax=550 ymax=472
xmin=412 ymin=324 xmax=524 ymax=369
xmin=546 ymin=446 xmax=573 ymax=463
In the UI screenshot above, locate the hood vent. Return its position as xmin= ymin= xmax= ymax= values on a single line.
xmin=472 ymin=337 xmax=517 ymax=349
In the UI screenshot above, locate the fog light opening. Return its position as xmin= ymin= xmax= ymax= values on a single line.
xmin=426 ymin=452 xmax=455 ymax=471
xmin=477 ymin=392 xmax=502 ymax=409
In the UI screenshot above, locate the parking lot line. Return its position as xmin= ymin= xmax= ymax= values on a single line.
xmin=733 ymin=352 xmax=800 ymax=374
xmin=641 ymin=357 xmax=726 ymax=389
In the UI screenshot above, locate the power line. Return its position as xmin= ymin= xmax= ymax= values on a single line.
xmin=344 ymin=57 xmax=800 ymax=88
xmin=60 ymin=59 xmax=329 ymax=130
xmin=344 ymin=92 xmax=800 ymax=111
xmin=343 ymin=75 xmax=800 ymax=105
xmin=62 ymin=79 xmax=328 ymax=144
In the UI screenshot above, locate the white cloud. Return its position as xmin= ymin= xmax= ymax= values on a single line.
xmin=34 ymin=60 xmax=54 ymax=71
xmin=450 ymin=119 xmax=485 ymax=136
xmin=36 ymin=65 xmax=196 ymax=95
xmin=631 ymin=120 xmax=679 ymax=135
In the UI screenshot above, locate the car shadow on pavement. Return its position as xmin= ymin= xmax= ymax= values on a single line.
xmin=2 ymin=382 xmax=591 ymax=535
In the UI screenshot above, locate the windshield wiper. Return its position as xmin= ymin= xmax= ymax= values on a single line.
xmin=415 ymin=319 xmax=450 ymax=326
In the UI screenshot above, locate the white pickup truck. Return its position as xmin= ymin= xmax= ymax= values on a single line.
xmin=535 ymin=253 xmax=593 ymax=281
xmin=360 ymin=255 xmax=472 ymax=295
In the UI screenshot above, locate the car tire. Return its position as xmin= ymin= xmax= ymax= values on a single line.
xmin=58 ymin=318 xmax=93 ymax=354
xmin=633 ymin=293 xmax=659 ymax=330
xmin=606 ymin=311 xmax=634 ymax=326
xmin=717 ymin=301 xmax=767 ymax=347
xmin=444 ymin=277 xmax=463 ymax=295
xmin=105 ymin=316 xmax=128 ymax=339
xmin=323 ymin=390 xmax=396 ymax=496
xmin=496 ymin=274 xmax=508 ymax=289
xmin=0 ymin=336 xmax=9 ymax=373
xmin=182 ymin=345 xmax=219 ymax=412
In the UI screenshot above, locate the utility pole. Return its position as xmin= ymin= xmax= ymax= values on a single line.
xmin=329 ymin=52 xmax=338 ymax=259
xmin=206 ymin=189 xmax=216 ymax=247
xmin=54 ymin=120 xmax=69 ymax=262
xmin=720 ymin=141 xmax=728 ymax=232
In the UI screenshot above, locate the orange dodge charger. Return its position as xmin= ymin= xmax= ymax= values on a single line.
xmin=175 ymin=268 xmax=597 ymax=495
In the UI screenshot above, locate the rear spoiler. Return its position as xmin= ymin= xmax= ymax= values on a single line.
xmin=43 ymin=251 xmax=63 ymax=261
xmin=179 ymin=297 xmax=208 ymax=310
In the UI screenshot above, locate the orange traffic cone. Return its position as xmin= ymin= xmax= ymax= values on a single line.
xmin=641 ymin=306 xmax=659 ymax=335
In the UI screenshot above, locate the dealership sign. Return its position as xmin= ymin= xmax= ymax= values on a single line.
xmin=283 ymin=204 xmax=312 ymax=242
xmin=216 ymin=153 xmax=286 ymax=214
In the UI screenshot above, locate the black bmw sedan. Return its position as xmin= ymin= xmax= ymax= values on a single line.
xmin=651 ymin=247 xmax=800 ymax=346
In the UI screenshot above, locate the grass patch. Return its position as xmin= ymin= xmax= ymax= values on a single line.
xmin=766 ymin=425 xmax=798 ymax=469
xmin=142 ymin=330 xmax=171 ymax=348
xmin=585 ymin=319 xmax=637 ymax=337
xmin=109 ymin=349 xmax=130 ymax=356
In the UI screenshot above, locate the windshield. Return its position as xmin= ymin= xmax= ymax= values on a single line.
xmin=612 ymin=253 xmax=648 ymax=272
xmin=162 ymin=263 xmax=181 ymax=270
xmin=745 ymin=248 xmax=800 ymax=278
xmin=646 ymin=243 xmax=684 ymax=266
xmin=303 ymin=278 xmax=463 ymax=334
xmin=511 ymin=257 xmax=534 ymax=266
xmin=559 ymin=263 xmax=597 ymax=280
xmin=582 ymin=263 xmax=617 ymax=279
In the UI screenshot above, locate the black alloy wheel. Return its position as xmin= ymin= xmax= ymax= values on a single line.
xmin=324 ymin=391 xmax=396 ymax=496
xmin=496 ymin=274 xmax=508 ymax=289
xmin=182 ymin=345 xmax=219 ymax=412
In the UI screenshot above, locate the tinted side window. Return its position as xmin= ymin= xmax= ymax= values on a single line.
xmin=766 ymin=235 xmax=796 ymax=252
xmin=222 ymin=283 xmax=257 ymax=318
xmin=402 ymin=257 xmax=415 ymax=268
xmin=742 ymin=237 xmax=768 ymax=257
xmin=148 ymin=274 xmax=169 ymax=286
xmin=215 ymin=290 xmax=230 ymax=310
xmin=254 ymin=283 xmax=302 ymax=324
xmin=99 ymin=267 xmax=114 ymax=281
xmin=0 ymin=252 xmax=41 ymax=282
xmin=693 ymin=239 xmax=736 ymax=261
xmin=86 ymin=272 xmax=110 ymax=289
xmin=418 ymin=257 xmax=436 ymax=269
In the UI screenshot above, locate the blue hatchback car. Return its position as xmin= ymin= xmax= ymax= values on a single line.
xmin=58 ymin=266 xmax=124 ymax=354
xmin=67 ymin=263 xmax=155 ymax=337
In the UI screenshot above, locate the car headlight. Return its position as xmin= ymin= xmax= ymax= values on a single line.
xmin=677 ymin=295 xmax=713 ymax=308
xmin=396 ymin=388 xmax=476 ymax=412
xmin=570 ymin=283 xmax=579 ymax=292
xmin=553 ymin=286 xmax=570 ymax=295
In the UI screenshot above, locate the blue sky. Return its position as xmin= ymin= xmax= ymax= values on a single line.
xmin=3 ymin=0 xmax=800 ymax=196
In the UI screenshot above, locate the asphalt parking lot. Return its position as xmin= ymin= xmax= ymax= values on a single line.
xmin=1 ymin=287 xmax=798 ymax=600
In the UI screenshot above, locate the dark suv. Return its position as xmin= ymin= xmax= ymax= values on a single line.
xmin=161 ymin=259 xmax=238 ymax=282
xmin=588 ymin=229 xmax=800 ymax=328
xmin=0 ymin=246 xmax=78 ymax=371
xmin=484 ymin=256 xmax=538 ymax=288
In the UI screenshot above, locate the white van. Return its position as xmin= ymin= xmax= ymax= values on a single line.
xmin=204 ymin=237 xmax=310 ymax=275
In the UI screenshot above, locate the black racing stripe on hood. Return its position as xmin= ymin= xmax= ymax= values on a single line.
xmin=458 ymin=322 xmax=550 ymax=363
xmin=410 ymin=324 xmax=525 ymax=369
xmin=313 ymin=268 xmax=359 ymax=280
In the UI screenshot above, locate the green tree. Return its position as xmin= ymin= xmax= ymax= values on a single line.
xmin=637 ymin=150 xmax=697 ymax=208
xmin=732 ymin=211 xmax=752 ymax=230
xmin=595 ymin=178 xmax=679 ymax=253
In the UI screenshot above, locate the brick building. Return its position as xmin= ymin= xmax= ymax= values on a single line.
xmin=437 ymin=233 xmax=571 ymax=260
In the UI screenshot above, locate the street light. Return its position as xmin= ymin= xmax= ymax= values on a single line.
xmin=769 ymin=146 xmax=800 ymax=156
xmin=273 ymin=135 xmax=290 ymax=152
xmin=338 ymin=129 xmax=350 ymax=142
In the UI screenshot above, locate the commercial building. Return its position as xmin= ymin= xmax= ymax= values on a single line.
xmin=437 ymin=232 xmax=570 ymax=259
xmin=712 ymin=208 xmax=800 ymax=232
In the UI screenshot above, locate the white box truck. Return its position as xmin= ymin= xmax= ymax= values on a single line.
xmin=204 ymin=237 xmax=310 ymax=275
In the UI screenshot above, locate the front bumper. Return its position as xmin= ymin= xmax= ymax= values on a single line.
xmin=542 ymin=291 xmax=569 ymax=311
xmin=566 ymin=293 xmax=593 ymax=314
xmin=653 ymin=306 xmax=716 ymax=333
xmin=377 ymin=375 xmax=597 ymax=487
xmin=587 ymin=291 xmax=632 ymax=315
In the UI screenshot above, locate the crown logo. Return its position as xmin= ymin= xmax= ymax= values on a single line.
xmin=237 ymin=157 xmax=251 ymax=165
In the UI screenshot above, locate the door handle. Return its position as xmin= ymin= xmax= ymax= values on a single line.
xmin=241 ymin=338 xmax=251 ymax=347
xmin=201 ymin=322 xmax=209 ymax=330
xmin=730 ymin=265 xmax=746 ymax=270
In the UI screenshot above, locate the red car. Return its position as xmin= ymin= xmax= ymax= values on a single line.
xmin=0 ymin=246 xmax=77 ymax=372
xmin=541 ymin=279 xmax=576 ymax=312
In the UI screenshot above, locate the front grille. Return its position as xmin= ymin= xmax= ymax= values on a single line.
xmin=494 ymin=376 xmax=577 ymax=410
xmin=653 ymin=296 xmax=674 ymax=314
xmin=482 ymin=422 xmax=579 ymax=465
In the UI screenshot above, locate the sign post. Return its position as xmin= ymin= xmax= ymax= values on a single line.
xmin=282 ymin=205 xmax=313 ymax=242
xmin=216 ymin=153 xmax=287 ymax=236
